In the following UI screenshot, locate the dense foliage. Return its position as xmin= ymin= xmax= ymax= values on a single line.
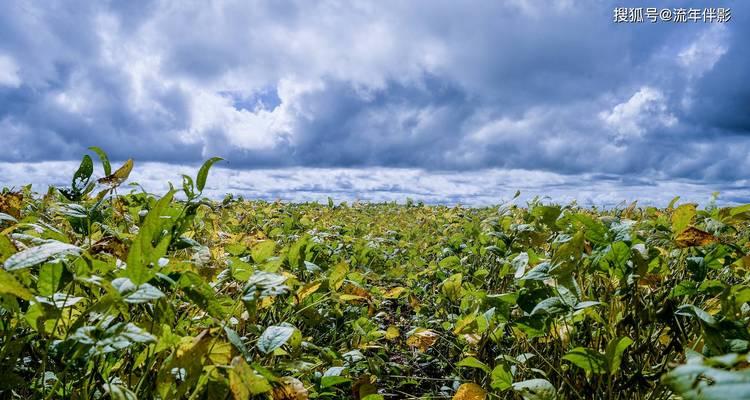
xmin=1 ymin=150 xmax=750 ymax=399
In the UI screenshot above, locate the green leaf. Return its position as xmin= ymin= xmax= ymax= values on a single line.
xmin=563 ymin=347 xmax=607 ymax=374
xmin=606 ymin=241 xmax=631 ymax=278
xmin=3 ymin=241 xmax=80 ymax=271
xmin=568 ymin=213 xmax=609 ymax=245
xmin=257 ymin=325 xmax=296 ymax=354
xmin=72 ymin=155 xmax=94 ymax=190
xmin=178 ymin=271 xmax=225 ymax=318
xmin=0 ymin=269 xmax=32 ymax=300
xmin=225 ymin=327 xmax=250 ymax=361
xmin=670 ymin=281 xmax=698 ymax=298
xmin=512 ymin=379 xmax=557 ymax=400
xmin=112 ymin=278 xmax=165 ymax=304
xmin=439 ymin=255 xmax=460 ymax=269
xmin=88 ymin=146 xmax=112 ymax=176
xmin=605 ymin=336 xmax=633 ymax=375
xmin=457 ymin=356 xmax=491 ymax=373
xmin=0 ymin=235 xmax=16 ymax=264
xmin=573 ymin=301 xmax=602 ymax=310
xmin=531 ymin=205 xmax=562 ymax=226
xmin=286 ymin=236 xmax=308 ymax=270
xmin=181 ymin=174 xmax=195 ymax=198
xmin=243 ymin=271 xmax=288 ymax=301
xmin=491 ymin=364 xmax=513 ymax=391
xmin=531 ymin=297 xmax=567 ymax=316
xmin=323 ymin=367 xmax=346 ymax=377
xmin=0 ymin=213 xmax=17 ymax=224
xmin=667 ymin=196 xmax=681 ymax=210
xmin=663 ymin=361 xmax=750 ymax=399
xmin=229 ymin=356 xmax=272 ymax=397
xmin=441 ymin=273 xmax=463 ymax=302
xmin=196 ymin=157 xmax=223 ymax=192
xmin=512 ymin=252 xmax=529 ymax=278
xmin=676 ymin=304 xmax=717 ymax=327
xmin=105 ymin=383 xmax=138 ymax=400
xmin=125 ymin=190 xmax=175 ymax=285
xmin=321 ymin=375 xmax=351 ymax=388
xmin=38 ymin=262 xmax=63 ymax=296
xmin=251 ymin=240 xmax=276 ymax=264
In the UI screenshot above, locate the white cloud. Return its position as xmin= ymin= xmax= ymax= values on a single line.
xmin=0 ymin=0 xmax=747 ymax=187
xmin=599 ymin=87 xmax=677 ymax=141
xmin=678 ymin=26 xmax=728 ymax=79
xmin=0 ymin=54 xmax=21 ymax=87
xmin=470 ymin=111 xmax=539 ymax=143
xmin=0 ymin=161 xmax=741 ymax=207
xmin=676 ymin=26 xmax=729 ymax=110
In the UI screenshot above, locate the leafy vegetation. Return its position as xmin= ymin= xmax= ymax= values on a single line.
xmin=1 ymin=149 xmax=750 ymax=399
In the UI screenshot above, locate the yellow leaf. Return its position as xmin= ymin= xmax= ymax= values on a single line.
xmin=461 ymin=333 xmax=481 ymax=346
xmin=259 ymin=296 xmax=275 ymax=309
xmin=156 ymin=330 xmax=211 ymax=399
xmin=0 ymin=269 xmax=32 ymax=300
xmin=385 ymin=326 xmax=400 ymax=340
xmin=352 ymin=375 xmax=377 ymax=400
xmin=736 ymin=255 xmax=750 ymax=270
xmin=98 ymin=159 xmax=133 ymax=187
xmin=453 ymin=315 xmax=477 ymax=335
xmin=406 ymin=329 xmax=438 ymax=352
xmin=342 ymin=283 xmax=371 ymax=302
xmin=295 ymin=281 xmax=321 ymax=304
xmin=671 ymin=203 xmax=696 ymax=234
xmin=452 ymin=383 xmax=486 ymax=400
xmin=675 ymin=226 xmax=717 ymax=248
xmin=339 ymin=294 xmax=367 ymax=302
xmin=229 ymin=356 xmax=271 ymax=399
xmin=408 ymin=294 xmax=421 ymax=312
xmin=208 ymin=340 xmax=232 ymax=364
xmin=329 ymin=261 xmax=349 ymax=291
xmin=441 ymin=273 xmax=463 ymax=302
xmin=252 ymin=240 xmax=276 ymax=263
xmin=382 ymin=286 xmax=407 ymax=299
xmin=272 ymin=376 xmax=308 ymax=400
xmin=0 ymin=191 xmax=23 ymax=219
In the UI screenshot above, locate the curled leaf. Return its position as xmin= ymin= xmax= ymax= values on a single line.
xmin=98 ymin=159 xmax=134 ymax=187
xmin=675 ymin=227 xmax=718 ymax=248
xmin=272 ymin=376 xmax=308 ymax=400
xmin=406 ymin=329 xmax=438 ymax=352
xmin=196 ymin=157 xmax=223 ymax=192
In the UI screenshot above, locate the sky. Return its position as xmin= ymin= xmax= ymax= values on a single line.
xmin=0 ymin=0 xmax=748 ymax=206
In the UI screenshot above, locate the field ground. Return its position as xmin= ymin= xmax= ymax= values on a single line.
xmin=1 ymin=156 xmax=750 ymax=399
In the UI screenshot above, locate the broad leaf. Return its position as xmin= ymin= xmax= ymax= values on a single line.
xmin=0 ymin=269 xmax=32 ymax=300
xmin=257 ymin=325 xmax=296 ymax=354
xmin=229 ymin=356 xmax=271 ymax=398
xmin=457 ymin=357 xmax=491 ymax=373
xmin=563 ymin=347 xmax=607 ymax=374
xmin=605 ymin=336 xmax=633 ymax=375
xmin=491 ymin=364 xmax=513 ymax=391
xmin=4 ymin=241 xmax=80 ymax=271
xmin=512 ymin=379 xmax=557 ymax=400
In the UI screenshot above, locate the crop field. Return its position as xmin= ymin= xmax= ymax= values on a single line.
xmin=1 ymin=151 xmax=750 ymax=400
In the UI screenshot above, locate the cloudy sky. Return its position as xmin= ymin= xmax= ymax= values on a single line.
xmin=0 ymin=0 xmax=747 ymax=206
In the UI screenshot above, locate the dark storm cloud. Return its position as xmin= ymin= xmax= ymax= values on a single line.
xmin=0 ymin=0 xmax=747 ymax=184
